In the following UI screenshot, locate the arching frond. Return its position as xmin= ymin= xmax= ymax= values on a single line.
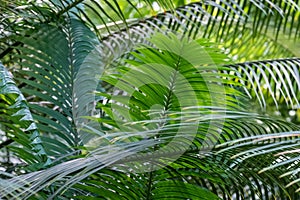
xmin=226 ymin=58 xmax=300 ymax=110
xmin=8 ymin=19 xmax=103 ymax=159
xmin=1 ymin=1 xmax=300 ymax=199
xmin=0 ymin=63 xmax=49 ymax=169
xmin=0 ymin=32 xmax=239 ymax=199
xmin=98 ymin=0 xmax=300 ymax=70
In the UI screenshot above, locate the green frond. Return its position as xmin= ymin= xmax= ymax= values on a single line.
xmin=8 ymin=19 xmax=102 ymax=158
xmin=0 ymin=32 xmax=237 ymax=198
xmin=0 ymin=62 xmax=49 ymax=169
xmin=1 ymin=1 xmax=300 ymax=199
xmin=227 ymin=58 xmax=300 ymax=110
xmin=98 ymin=0 xmax=300 ymax=70
xmin=216 ymin=118 xmax=300 ymax=193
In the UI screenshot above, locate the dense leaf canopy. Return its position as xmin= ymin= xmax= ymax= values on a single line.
xmin=0 ymin=0 xmax=300 ymax=199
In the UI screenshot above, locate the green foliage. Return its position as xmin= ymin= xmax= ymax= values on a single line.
xmin=0 ymin=0 xmax=300 ymax=199
xmin=0 ymin=63 xmax=49 ymax=170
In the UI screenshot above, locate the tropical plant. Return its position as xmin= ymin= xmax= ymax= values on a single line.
xmin=0 ymin=0 xmax=300 ymax=199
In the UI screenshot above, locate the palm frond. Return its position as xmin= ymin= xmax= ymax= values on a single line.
xmin=97 ymin=0 xmax=300 ymax=69
xmin=9 ymin=19 xmax=102 ymax=158
xmin=0 ymin=32 xmax=238 ymax=198
xmin=216 ymin=130 xmax=300 ymax=193
xmin=1 ymin=1 xmax=300 ymax=199
xmin=2 ymin=0 xmax=299 ymax=64
xmin=4 ymin=116 xmax=298 ymax=199
xmin=216 ymin=116 xmax=300 ymax=193
xmin=0 ymin=63 xmax=49 ymax=170
xmin=226 ymin=58 xmax=300 ymax=110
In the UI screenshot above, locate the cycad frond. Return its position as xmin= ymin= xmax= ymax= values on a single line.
xmin=217 ymin=122 xmax=300 ymax=193
xmin=226 ymin=58 xmax=300 ymax=109
xmin=0 ymin=63 xmax=48 ymax=169
xmin=1 ymin=1 xmax=300 ymax=199
xmin=99 ymin=0 xmax=300 ymax=69
xmin=10 ymin=19 xmax=101 ymax=158
xmin=0 ymin=32 xmax=239 ymax=198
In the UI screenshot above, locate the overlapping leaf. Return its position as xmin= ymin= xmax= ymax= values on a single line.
xmin=9 ymin=19 xmax=102 ymax=159
xmin=0 ymin=63 xmax=48 ymax=170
